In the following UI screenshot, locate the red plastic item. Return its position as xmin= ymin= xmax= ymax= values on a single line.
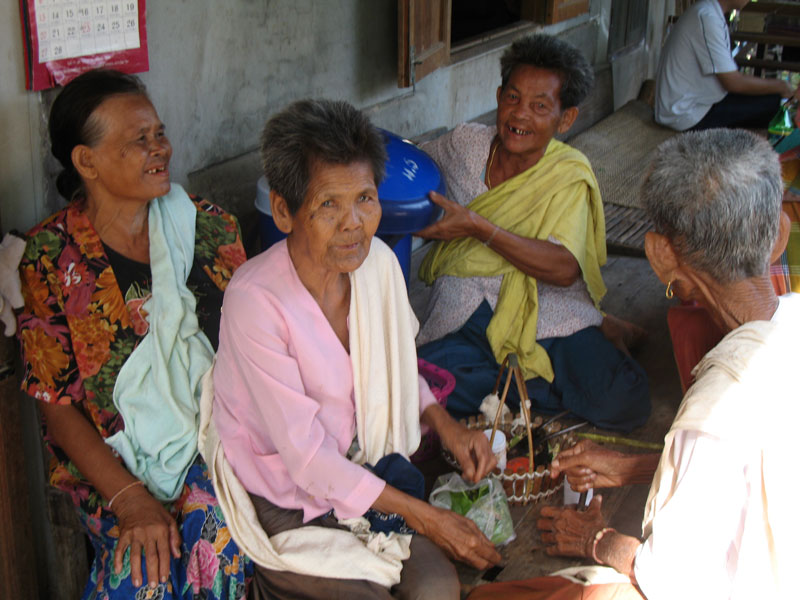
xmin=505 ymin=457 xmax=530 ymax=474
xmin=410 ymin=358 xmax=454 ymax=463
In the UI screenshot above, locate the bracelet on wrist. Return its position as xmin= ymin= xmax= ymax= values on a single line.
xmin=591 ymin=527 xmax=614 ymax=565
xmin=484 ymin=224 xmax=500 ymax=247
xmin=108 ymin=480 xmax=144 ymax=509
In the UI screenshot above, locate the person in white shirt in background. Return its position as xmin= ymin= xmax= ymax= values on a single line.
xmin=655 ymin=0 xmax=797 ymax=131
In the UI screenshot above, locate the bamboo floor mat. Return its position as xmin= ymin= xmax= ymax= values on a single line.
xmin=569 ymin=99 xmax=676 ymax=256
xmin=604 ymin=203 xmax=653 ymax=257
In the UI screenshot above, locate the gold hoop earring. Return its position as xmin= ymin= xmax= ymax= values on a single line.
xmin=665 ymin=280 xmax=674 ymax=299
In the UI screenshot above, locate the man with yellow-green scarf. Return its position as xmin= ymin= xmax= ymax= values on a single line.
xmin=415 ymin=34 xmax=650 ymax=432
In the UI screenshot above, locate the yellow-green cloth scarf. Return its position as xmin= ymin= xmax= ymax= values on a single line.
xmin=419 ymin=139 xmax=606 ymax=381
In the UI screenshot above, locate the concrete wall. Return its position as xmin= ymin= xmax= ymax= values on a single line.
xmin=1 ymin=6 xmax=50 ymax=234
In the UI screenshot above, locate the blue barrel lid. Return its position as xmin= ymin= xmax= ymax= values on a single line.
xmin=255 ymin=175 xmax=272 ymax=216
xmin=377 ymin=129 xmax=445 ymax=234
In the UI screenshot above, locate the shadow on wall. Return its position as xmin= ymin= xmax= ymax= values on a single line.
xmin=355 ymin=0 xmax=398 ymax=98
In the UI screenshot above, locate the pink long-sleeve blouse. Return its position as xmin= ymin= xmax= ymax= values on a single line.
xmin=213 ymin=240 xmax=436 ymax=522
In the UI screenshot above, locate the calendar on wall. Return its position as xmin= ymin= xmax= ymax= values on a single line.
xmin=19 ymin=0 xmax=149 ymax=91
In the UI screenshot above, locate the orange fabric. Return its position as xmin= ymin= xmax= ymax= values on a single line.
xmin=668 ymin=264 xmax=790 ymax=395
xmin=772 ymin=201 xmax=800 ymax=295
xmin=774 ymin=155 xmax=800 ymax=293
xmin=667 ymin=303 xmax=725 ymax=393
xmin=466 ymin=576 xmax=644 ymax=600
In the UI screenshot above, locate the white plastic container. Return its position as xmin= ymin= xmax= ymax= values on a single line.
xmin=563 ymin=479 xmax=593 ymax=507
xmin=483 ymin=429 xmax=507 ymax=471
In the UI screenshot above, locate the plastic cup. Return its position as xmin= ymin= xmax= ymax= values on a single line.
xmin=483 ymin=429 xmax=507 ymax=471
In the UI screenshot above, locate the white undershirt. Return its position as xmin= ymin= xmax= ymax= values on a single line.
xmin=634 ymin=431 xmax=748 ymax=599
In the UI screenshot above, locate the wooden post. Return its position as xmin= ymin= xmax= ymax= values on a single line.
xmin=0 ymin=336 xmax=38 ymax=600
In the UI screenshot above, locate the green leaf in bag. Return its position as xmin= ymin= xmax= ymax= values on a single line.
xmin=449 ymin=485 xmax=489 ymax=515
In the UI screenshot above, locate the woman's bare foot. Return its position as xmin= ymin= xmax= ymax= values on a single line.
xmin=600 ymin=314 xmax=647 ymax=356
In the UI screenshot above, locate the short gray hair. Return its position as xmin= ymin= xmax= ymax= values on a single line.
xmin=260 ymin=99 xmax=387 ymax=215
xmin=641 ymin=129 xmax=783 ymax=284
xmin=500 ymin=34 xmax=594 ymax=109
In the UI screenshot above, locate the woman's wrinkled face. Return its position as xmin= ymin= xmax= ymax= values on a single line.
xmin=496 ymin=65 xmax=570 ymax=163
xmin=85 ymin=93 xmax=172 ymax=202
xmin=289 ymin=160 xmax=381 ymax=274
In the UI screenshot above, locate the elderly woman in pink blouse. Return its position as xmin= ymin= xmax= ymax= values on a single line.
xmin=212 ymin=99 xmax=501 ymax=599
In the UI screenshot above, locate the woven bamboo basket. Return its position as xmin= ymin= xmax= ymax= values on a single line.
xmin=442 ymin=354 xmax=579 ymax=505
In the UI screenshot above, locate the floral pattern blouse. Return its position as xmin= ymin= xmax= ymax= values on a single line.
xmin=17 ymin=197 xmax=247 ymax=516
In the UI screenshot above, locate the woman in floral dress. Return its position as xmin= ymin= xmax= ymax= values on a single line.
xmin=17 ymin=69 xmax=251 ymax=600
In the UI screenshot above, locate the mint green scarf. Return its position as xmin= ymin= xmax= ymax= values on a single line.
xmin=106 ymin=184 xmax=214 ymax=502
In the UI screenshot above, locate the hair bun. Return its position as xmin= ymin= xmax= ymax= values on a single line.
xmin=56 ymin=168 xmax=83 ymax=202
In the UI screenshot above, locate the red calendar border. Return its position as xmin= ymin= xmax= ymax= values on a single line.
xmin=19 ymin=0 xmax=149 ymax=91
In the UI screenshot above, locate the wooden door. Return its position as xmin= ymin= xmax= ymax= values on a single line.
xmin=521 ymin=0 xmax=590 ymax=25
xmin=397 ymin=0 xmax=452 ymax=88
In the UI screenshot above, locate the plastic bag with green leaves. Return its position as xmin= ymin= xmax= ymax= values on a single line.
xmin=769 ymin=100 xmax=799 ymax=153
xmin=429 ymin=473 xmax=515 ymax=546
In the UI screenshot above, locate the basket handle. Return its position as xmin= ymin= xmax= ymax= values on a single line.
xmin=489 ymin=355 xmax=512 ymax=449
xmin=491 ymin=354 xmax=510 ymax=396
xmin=509 ymin=360 xmax=536 ymax=479
xmin=489 ymin=355 xmax=536 ymax=480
